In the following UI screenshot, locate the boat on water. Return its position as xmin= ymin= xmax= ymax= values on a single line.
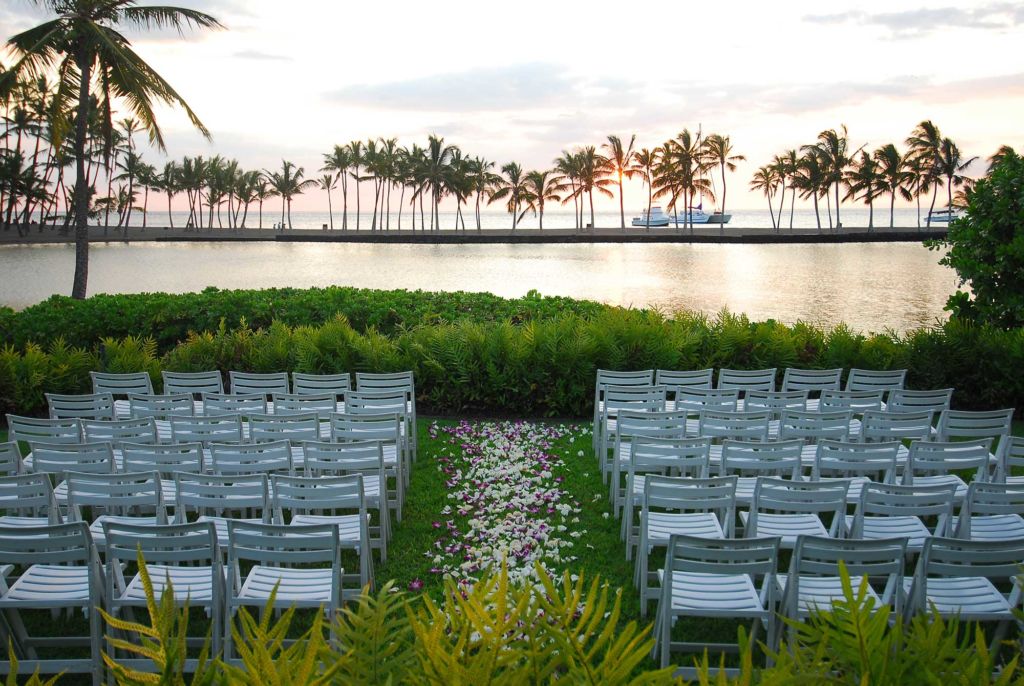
xmin=631 ymin=206 xmax=671 ymax=227
xmin=927 ymin=208 xmax=961 ymax=223
xmin=668 ymin=207 xmax=732 ymax=225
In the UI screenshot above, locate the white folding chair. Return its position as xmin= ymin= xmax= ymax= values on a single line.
xmin=6 ymin=415 xmax=82 ymax=455
xmin=271 ymin=473 xmax=373 ymax=594
xmin=202 ymin=392 xmax=267 ymax=417
xmin=778 ymin=410 xmax=853 ymax=445
xmin=718 ymin=439 xmax=803 ymax=506
xmin=303 ymin=440 xmax=390 ymax=560
xmin=997 ymin=435 xmax=1024 ymax=484
xmin=744 ymin=390 xmax=808 ymax=423
xmin=66 ymin=471 xmax=167 ymax=548
xmin=906 ymin=537 xmax=1024 ymax=652
xmin=46 ymin=393 xmax=116 ymax=421
xmin=122 ymin=441 xmax=204 ymax=504
xmin=593 ymin=370 xmax=656 ymax=451
xmin=209 ymin=440 xmax=293 ymax=477
xmin=743 ymin=478 xmax=849 ymax=547
xmin=620 ymin=434 xmax=711 ymax=542
xmin=887 ymin=388 xmax=953 ymax=420
xmin=811 ymin=439 xmax=902 ymax=502
xmin=847 ymin=482 xmax=956 ymax=553
xmin=103 ymin=521 xmax=223 ymax=663
xmin=776 ymin=536 xmax=906 ymax=647
xmin=0 ymin=473 xmax=61 ymax=528
xmin=162 ymin=370 xmax=223 ymax=399
xmin=228 ymin=371 xmax=289 ymax=399
xmin=634 ymin=475 xmax=736 ymax=617
xmin=128 ymin=394 xmax=194 ymax=433
xmin=90 ymin=371 xmax=154 ymax=419
xmin=331 ymin=412 xmax=404 ymax=519
xmin=292 ymin=371 xmax=351 ymax=399
xmin=27 ymin=442 xmax=116 ymax=503
xmin=272 ymin=392 xmax=337 ymax=422
xmin=819 ymin=389 xmax=884 ymax=415
xmin=654 ymin=534 xmax=779 ymax=669
xmin=0 ymin=522 xmax=104 ymax=685
xmin=781 ymin=368 xmax=842 ymax=411
xmin=355 ymin=371 xmax=416 ymax=457
xmin=903 ymin=439 xmax=992 ymax=499
xmin=672 ymin=388 xmax=739 ymax=424
xmin=81 ymin=417 xmax=159 ymax=447
xmin=248 ymin=412 xmax=320 ymax=444
xmin=610 ymin=410 xmax=689 ymax=509
xmin=859 ymin=410 xmax=933 ymax=443
xmin=954 ymin=481 xmax=1024 ymax=541
xmin=935 ymin=408 xmax=1014 ymax=459
xmin=169 ymin=414 xmax=243 ymax=445
xmin=347 ymin=389 xmax=415 ymax=471
xmin=174 ymin=472 xmax=270 ymax=549
xmin=717 ymin=368 xmax=776 ymax=407
xmin=845 ymin=368 xmax=906 ymax=398
xmin=225 ymin=521 xmax=342 ymax=661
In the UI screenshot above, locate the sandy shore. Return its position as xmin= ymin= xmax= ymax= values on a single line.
xmin=0 ymin=224 xmax=946 ymax=245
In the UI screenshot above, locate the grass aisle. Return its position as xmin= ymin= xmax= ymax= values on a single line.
xmin=379 ymin=418 xmax=638 ymax=615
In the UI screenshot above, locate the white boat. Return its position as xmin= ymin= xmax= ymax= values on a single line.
xmin=927 ymin=208 xmax=961 ymax=223
xmin=670 ymin=208 xmax=713 ymax=225
xmin=707 ymin=212 xmax=731 ymax=224
xmin=631 ymin=206 xmax=671 ymax=227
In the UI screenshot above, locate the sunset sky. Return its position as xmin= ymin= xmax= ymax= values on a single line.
xmin=2 ymin=0 xmax=1022 ymax=212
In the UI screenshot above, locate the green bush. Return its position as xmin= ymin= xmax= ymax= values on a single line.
xmin=3 ymin=287 xmax=611 ymax=351
xmin=2 ymin=307 xmax=1024 ymax=419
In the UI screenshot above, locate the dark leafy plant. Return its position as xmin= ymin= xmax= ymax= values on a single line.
xmin=928 ymin=149 xmax=1024 ymax=328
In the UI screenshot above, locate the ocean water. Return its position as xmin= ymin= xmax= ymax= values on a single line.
xmin=0 ymin=239 xmax=959 ymax=334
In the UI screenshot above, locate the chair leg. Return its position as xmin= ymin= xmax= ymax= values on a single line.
xmin=637 ymin=551 xmax=649 ymax=618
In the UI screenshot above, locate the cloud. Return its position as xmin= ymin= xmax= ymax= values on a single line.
xmin=233 ymin=49 xmax=291 ymax=61
xmin=804 ymin=3 xmax=1023 ymax=38
xmin=327 ymin=62 xmax=646 ymax=112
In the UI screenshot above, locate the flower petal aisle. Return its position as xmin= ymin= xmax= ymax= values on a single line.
xmin=428 ymin=420 xmax=587 ymax=584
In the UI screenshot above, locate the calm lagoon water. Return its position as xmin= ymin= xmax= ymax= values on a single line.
xmin=0 ymin=239 xmax=959 ymax=334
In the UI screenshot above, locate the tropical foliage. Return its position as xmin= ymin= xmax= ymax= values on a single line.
xmin=3 ymin=292 xmax=1024 ymax=418
xmin=927 ymin=148 xmax=1024 ymax=328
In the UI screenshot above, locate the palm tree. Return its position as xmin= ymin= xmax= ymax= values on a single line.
xmin=322 ymin=145 xmax=351 ymax=230
xmin=264 ymin=160 xmax=314 ymax=229
xmin=316 ymin=173 xmax=337 ymax=230
xmin=466 ymin=156 xmax=499 ymax=231
xmin=577 ymin=146 xmax=612 ymax=230
xmin=423 ymin=135 xmax=456 ymax=230
xmin=553 ymin=150 xmax=582 ymax=229
xmin=750 ymin=165 xmax=779 ymax=231
xmin=906 ymin=121 xmax=943 ymax=227
xmin=934 ymin=137 xmax=977 ymax=216
xmin=703 ymin=134 xmax=745 ymax=234
xmin=791 ymin=150 xmax=829 ymax=232
xmin=156 ymin=161 xmax=179 ymax=229
xmin=488 ymin=162 xmax=530 ymax=229
xmin=0 ymin=0 xmax=222 ymax=298
xmin=348 ymin=140 xmax=365 ymax=230
xmin=630 ymin=148 xmax=659 ymax=231
xmin=658 ymin=130 xmax=714 ymax=233
xmin=842 ymin=151 xmax=885 ymax=230
xmin=772 ymin=150 xmax=799 ymax=231
xmin=254 ymin=177 xmax=276 ymax=229
xmin=873 ymin=143 xmax=912 ymax=228
xmin=522 ymin=170 xmax=565 ymax=229
xmin=598 ymin=134 xmax=638 ymax=228
xmin=815 ymin=126 xmax=857 ymax=231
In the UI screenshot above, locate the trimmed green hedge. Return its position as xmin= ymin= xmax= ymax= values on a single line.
xmin=1 ymin=286 xmax=611 ymax=351
xmin=3 ymin=308 xmax=1023 ymax=419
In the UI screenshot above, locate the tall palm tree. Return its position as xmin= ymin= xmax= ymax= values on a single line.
xmin=423 ymin=135 xmax=456 ymax=231
xmin=466 ymin=156 xmax=499 ymax=231
xmin=630 ymin=147 xmax=659 ymax=231
xmin=0 ymin=0 xmax=222 ymax=298
xmin=254 ymin=177 xmax=276 ymax=230
xmin=488 ymin=162 xmax=530 ymax=229
xmin=576 ymin=146 xmax=609 ymax=230
xmin=815 ymin=126 xmax=857 ymax=231
xmin=842 ymin=151 xmax=885 ymax=230
xmin=348 ymin=140 xmax=365 ymax=230
xmin=934 ymin=137 xmax=977 ymax=216
xmin=322 ymin=145 xmax=351 ymax=230
xmin=905 ymin=120 xmax=943 ymax=227
xmin=772 ymin=150 xmax=799 ymax=231
xmin=658 ymin=130 xmax=714 ymax=233
xmin=988 ymin=145 xmax=1017 ymax=172
xmin=703 ymin=134 xmax=745 ymax=233
xmin=553 ymin=150 xmax=582 ymax=230
xmin=316 ymin=173 xmax=337 ymax=230
xmin=791 ymin=150 xmax=829 ymax=232
xmin=749 ymin=165 xmax=779 ymax=231
xmin=873 ymin=143 xmax=912 ymax=228
xmin=264 ymin=160 xmax=314 ymax=229
xmin=598 ymin=134 xmax=637 ymax=228
xmin=156 ymin=160 xmax=179 ymax=229
xmin=522 ymin=170 xmax=565 ymax=229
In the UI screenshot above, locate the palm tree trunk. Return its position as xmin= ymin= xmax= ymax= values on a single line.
xmin=287 ymin=197 xmax=293 ymax=229
xmin=588 ymin=190 xmax=595 ymax=230
xmin=789 ymin=187 xmax=795 ymax=232
xmin=327 ymin=187 xmax=334 ymax=230
xmin=71 ymin=51 xmax=92 ymax=300
xmin=341 ymin=176 xmax=348 ymax=230
xmin=719 ymin=165 xmax=727 ymax=235
xmin=646 ymin=177 xmax=652 ymax=233
xmin=825 ymin=190 xmax=832 ymax=230
xmin=813 ymin=194 xmax=821 ymax=233
xmin=166 ymin=192 xmax=174 ymax=228
xmin=354 ymin=169 xmax=361 ymax=230
xmin=618 ymin=177 xmax=624 ymax=229
xmin=890 ymin=191 xmax=896 ymax=228
xmin=475 ymin=191 xmax=482 ymax=231
xmin=258 ymin=199 xmax=263 ymax=229
xmin=926 ymin=183 xmax=938 ymax=228
xmin=398 ymin=185 xmax=405 ymax=230
xmin=766 ymin=191 xmax=776 ymax=231
xmin=539 ymin=199 xmax=544 ymax=230
xmin=834 ymin=182 xmax=841 ymax=230
xmin=775 ymin=178 xmax=785 ymax=230
xmin=142 ymin=186 xmax=149 ymax=229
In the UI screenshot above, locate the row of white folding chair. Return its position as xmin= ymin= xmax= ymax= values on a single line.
xmin=8 ymin=411 xmax=408 ymax=497
xmin=0 ymin=468 xmax=376 ymax=584
xmin=15 ymin=437 xmax=401 ymax=524
xmin=617 ymin=435 xmax=1003 ymax=550
xmin=0 ymin=518 xmax=351 ymax=682
xmin=652 ymin=532 xmax=1024 ymax=671
xmin=631 ymin=474 xmax=961 ymax=614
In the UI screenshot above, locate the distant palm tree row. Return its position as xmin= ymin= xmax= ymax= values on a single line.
xmin=1 ymin=75 xmax=1011 ymax=235
xmin=750 ymin=121 xmax=987 ymax=232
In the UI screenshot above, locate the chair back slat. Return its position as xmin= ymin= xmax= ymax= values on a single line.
xmin=781 ymin=368 xmax=842 ymax=393
xmin=655 ymin=369 xmax=713 ymax=390
xmin=935 ymin=409 xmax=1014 ymax=442
xmin=209 ymin=440 xmax=293 ymax=476
xmin=104 ymin=520 xmax=217 ymax=564
xmin=0 ymin=521 xmax=94 ymax=565
xmin=666 ymin=534 xmax=779 ymax=577
xmin=174 ymin=473 xmax=269 ymax=516
xmin=292 ymin=372 xmax=351 ymax=397
xmin=273 ymin=392 xmax=337 ymax=419
xmin=812 ymin=440 xmax=900 ymax=481
xmin=46 ymin=393 xmax=116 ymax=420
xmin=29 ymin=441 xmax=115 ymax=477
xmin=0 ymin=473 xmax=60 ymax=521
xmin=629 ymin=435 xmax=711 ymax=479
xmin=82 ymin=417 xmax=159 ymax=446
xmin=0 ymin=442 xmax=23 ymax=476
xmin=203 ymin=392 xmax=267 ymax=417
xmin=227 ymin=521 xmax=340 ymax=566
xmin=6 ymin=414 xmax=82 ymax=446
xmin=820 ymin=390 xmax=885 ymax=414
xmin=845 ymin=369 xmax=907 ymax=394
xmin=779 ymin=410 xmax=853 ymax=443
xmin=860 ymin=410 xmax=934 ymax=443
xmin=905 ymin=439 xmax=992 ymax=481
xmin=249 ymin=412 xmax=320 ymax=443
xmin=228 ymin=371 xmax=289 ymax=398
xmin=129 ymin=393 xmax=195 ymax=420
xmin=699 ymin=410 xmax=771 ymax=443
xmin=91 ymin=371 xmax=154 ymax=397
xmin=673 ymin=387 xmax=739 ymax=414
xmin=717 ymin=368 xmax=776 ymax=394
xmin=745 ymin=390 xmax=808 ymax=418
xmin=888 ymin=388 xmax=953 ymax=415
xmin=122 ymin=442 xmax=204 ymax=477
xmin=720 ymin=439 xmax=803 ymax=479
xmin=162 ymin=370 xmax=224 ymax=397
xmin=170 ymin=415 xmax=243 ymax=445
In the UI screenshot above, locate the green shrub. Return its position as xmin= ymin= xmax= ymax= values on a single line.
xmin=3 ymin=287 xmax=611 ymax=351
xmin=3 ymin=304 xmax=1024 ymax=419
